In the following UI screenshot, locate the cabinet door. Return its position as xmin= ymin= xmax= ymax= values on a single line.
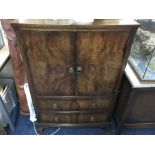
xmin=20 ymin=31 xmax=75 ymax=96
xmin=76 ymin=31 xmax=130 ymax=96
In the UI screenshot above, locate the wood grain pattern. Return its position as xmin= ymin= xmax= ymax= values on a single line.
xmin=36 ymin=98 xmax=113 ymax=111
xmin=22 ymin=31 xmax=75 ymax=95
xmin=38 ymin=112 xmax=107 ymax=123
xmin=76 ymin=31 xmax=130 ymax=95
xmin=11 ymin=22 xmax=139 ymax=129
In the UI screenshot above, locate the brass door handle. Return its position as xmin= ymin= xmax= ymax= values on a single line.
xmin=76 ymin=66 xmax=82 ymax=74
xmin=68 ymin=67 xmax=75 ymax=75
xmin=68 ymin=66 xmax=82 ymax=75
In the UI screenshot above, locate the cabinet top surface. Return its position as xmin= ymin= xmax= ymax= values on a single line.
xmin=11 ymin=19 xmax=139 ymax=29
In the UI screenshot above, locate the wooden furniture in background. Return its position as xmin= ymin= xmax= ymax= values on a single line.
xmin=115 ymin=63 xmax=155 ymax=133
xmin=11 ymin=20 xmax=138 ymax=133
xmin=1 ymin=20 xmax=29 ymax=114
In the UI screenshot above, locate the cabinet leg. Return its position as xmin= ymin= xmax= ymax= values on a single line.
xmin=36 ymin=126 xmax=45 ymax=135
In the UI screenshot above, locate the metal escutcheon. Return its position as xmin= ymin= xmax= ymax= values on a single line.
xmin=68 ymin=67 xmax=75 ymax=75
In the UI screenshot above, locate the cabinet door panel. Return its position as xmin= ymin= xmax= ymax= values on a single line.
xmin=76 ymin=31 xmax=129 ymax=95
xmin=21 ymin=31 xmax=75 ymax=96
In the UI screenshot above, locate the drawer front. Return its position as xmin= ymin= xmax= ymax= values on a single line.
xmin=37 ymin=112 xmax=109 ymax=123
xmin=36 ymin=98 xmax=113 ymax=112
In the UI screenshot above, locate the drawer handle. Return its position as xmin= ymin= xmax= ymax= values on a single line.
xmin=76 ymin=66 xmax=82 ymax=74
xmin=68 ymin=67 xmax=75 ymax=75
xmin=54 ymin=117 xmax=59 ymax=123
xmin=90 ymin=116 xmax=95 ymax=122
xmin=53 ymin=103 xmax=58 ymax=110
xmin=91 ymin=103 xmax=97 ymax=109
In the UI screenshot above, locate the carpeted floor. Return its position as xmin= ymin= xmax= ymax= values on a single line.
xmin=6 ymin=113 xmax=155 ymax=135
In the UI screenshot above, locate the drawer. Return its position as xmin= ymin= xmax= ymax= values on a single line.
xmin=37 ymin=112 xmax=109 ymax=123
xmin=36 ymin=97 xmax=113 ymax=112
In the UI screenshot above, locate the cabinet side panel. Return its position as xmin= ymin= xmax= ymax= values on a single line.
xmin=127 ymin=89 xmax=155 ymax=123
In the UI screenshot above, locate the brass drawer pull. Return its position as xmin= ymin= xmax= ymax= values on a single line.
xmin=90 ymin=116 xmax=95 ymax=122
xmin=91 ymin=103 xmax=97 ymax=109
xmin=53 ymin=103 xmax=58 ymax=110
xmin=54 ymin=117 xmax=59 ymax=123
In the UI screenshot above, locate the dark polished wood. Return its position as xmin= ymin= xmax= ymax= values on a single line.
xmin=36 ymin=95 xmax=115 ymax=99
xmin=36 ymin=122 xmax=111 ymax=127
xmin=37 ymin=112 xmax=108 ymax=123
xmin=115 ymin=71 xmax=155 ymax=134
xmin=22 ymin=31 xmax=75 ymax=96
xmin=36 ymin=97 xmax=113 ymax=111
xmin=11 ymin=20 xmax=139 ymax=132
xmin=76 ymin=31 xmax=130 ymax=95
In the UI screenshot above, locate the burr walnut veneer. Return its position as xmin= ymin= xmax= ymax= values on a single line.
xmin=11 ymin=20 xmax=138 ymax=133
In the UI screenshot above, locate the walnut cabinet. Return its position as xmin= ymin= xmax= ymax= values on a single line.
xmin=11 ymin=20 xmax=138 ymax=133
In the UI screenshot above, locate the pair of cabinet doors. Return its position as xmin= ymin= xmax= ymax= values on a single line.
xmin=17 ymin=30 xmax=130 ymax=97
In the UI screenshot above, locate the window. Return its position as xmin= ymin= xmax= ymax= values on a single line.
xmin=128 ymin=19 xmax=155 ymax=82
